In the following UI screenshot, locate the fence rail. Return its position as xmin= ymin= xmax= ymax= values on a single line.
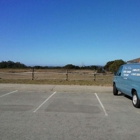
xmin=0 ymin=69 xmax=113 ymax=82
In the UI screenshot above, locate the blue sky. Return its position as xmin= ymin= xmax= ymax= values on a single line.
xmin=0 ymin=0 xmax=140 ymax=66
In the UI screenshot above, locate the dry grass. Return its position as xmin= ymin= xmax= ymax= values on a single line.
xmin=0 ymin=69 xmax=113 ymax=86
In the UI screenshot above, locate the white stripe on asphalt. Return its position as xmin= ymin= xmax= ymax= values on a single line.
xmin=95 ymin=93 xmax=108 ymax=116
xmin=33 ymin=91 xmax=57 ymax=113
xmin=0 ymin=90 xmax=18 ymax=98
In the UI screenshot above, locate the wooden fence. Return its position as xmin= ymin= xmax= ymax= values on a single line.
xmin=0 ymin=69 xmax=112 ymax=81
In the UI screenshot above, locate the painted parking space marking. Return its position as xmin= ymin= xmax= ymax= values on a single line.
xmin=0 ymin=90 xmax=18 ymax=98
xmin=33 ymin=91 xmax=57 ymax=113
xmin=95 ymin=93 xmax=108 ymax=116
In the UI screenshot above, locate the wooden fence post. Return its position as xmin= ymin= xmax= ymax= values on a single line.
xmin=32 ymin=68 xmax=34 ymax=80
xmin=94 ymin=70 xmax=96 ymax=81
xmin=94 ymin=73 xmax=96 ymax=81
xmin=66 ymin=70 xmax=68 ymax=81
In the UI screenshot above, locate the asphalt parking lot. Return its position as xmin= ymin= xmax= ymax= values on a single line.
xmin=0 ymin=84 xmax=140 ymax=140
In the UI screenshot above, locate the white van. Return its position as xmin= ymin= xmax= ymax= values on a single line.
xmin=113 ymin=63 xmax=140 ymax=108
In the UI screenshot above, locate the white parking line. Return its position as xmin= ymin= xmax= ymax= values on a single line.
xmin=33 ymin=91 xmax=57 ymax=113
xmin=95 ymin=93 xmax=108 ymax=116
xmin=0 ymin=90 xmax=18 ymax=98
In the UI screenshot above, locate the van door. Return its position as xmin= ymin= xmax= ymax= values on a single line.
xmin=115 ymin=66 xmax=126 ymax=92
xmin=122 ymin=66 xmax=132 ymax=96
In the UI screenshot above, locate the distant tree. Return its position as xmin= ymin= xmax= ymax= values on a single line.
xmin=52 ymin=66 xmax=62 ymax=69
xmin=0 ymin=61 xmax=7 ymax=68
xmin=15 ymin=62 xmax=26 ymax=68
xmin=0 ymin=61 xmax=27 ymax=68
xmin=64 ymin=64 xmax=79 ymax=69
xmin=108 ymin=59 xmax=126 ymax=72
xmin=75 ymin=66 xmax=80 ymax=69
xmin=90 ymin=65 xmax=98 ymax=70
xmin=104 ymin=61 xmax=114 ymax=71
xmin=44 ymin=66 xmax=49 ymax=69
xmin=34 ymin=66 xmax=43 ymax=69
xmin=97 ymin=67 xmax=103 ymax=73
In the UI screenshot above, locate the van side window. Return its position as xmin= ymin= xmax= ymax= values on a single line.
xmin=116 ymin=66 xmax=123 ymax=76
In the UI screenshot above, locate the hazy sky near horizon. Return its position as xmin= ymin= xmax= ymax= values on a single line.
xmin=0 ymin=0 xmax=140 ymax=66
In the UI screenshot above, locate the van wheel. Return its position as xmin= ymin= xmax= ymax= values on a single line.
xmin=132 ymin=91 xmax=140 ymax=108
xmin=113 ymin=84 xmax=118 ymax=95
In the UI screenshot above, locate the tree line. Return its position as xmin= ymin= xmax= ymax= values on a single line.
xmin=0 ymin=59 xmax=126 ymax=72
xmin=0 ymin=61 xmax=27 ymax=68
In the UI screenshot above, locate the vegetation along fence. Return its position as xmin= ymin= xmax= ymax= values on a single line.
xmin=0 ymin=68 xmax=113 ymax=82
